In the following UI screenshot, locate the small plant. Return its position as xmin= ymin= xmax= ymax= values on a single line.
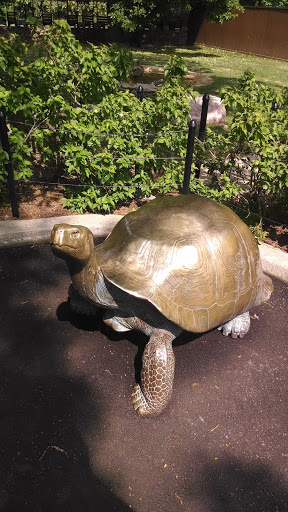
xmin=107 ymin=44 xmax=135 ymax=81
xmin=164 ymin=56 xmax=188 ymax=85
xmin=249 ymin=220 xmax=268 ymax=244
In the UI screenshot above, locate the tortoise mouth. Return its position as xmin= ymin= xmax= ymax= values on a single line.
xmin=51 ymin=242 xmax=78 ymax=251
xmin=51 ymin=242 xmax=80 ymax=258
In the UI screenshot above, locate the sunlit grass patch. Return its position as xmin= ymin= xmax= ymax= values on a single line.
xmin=131 ymin=44 xmax=288 ymax=94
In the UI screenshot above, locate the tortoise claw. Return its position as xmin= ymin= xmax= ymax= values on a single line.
xmin=218 ymin=311 xmax=251 ymax=339
xmin=131 ymin=384 xmax=142 ymax=410
xmin=131 ymin=384 xmax=163 ymax=418
xmin=131 ymin=384 xmax=150 ymax=417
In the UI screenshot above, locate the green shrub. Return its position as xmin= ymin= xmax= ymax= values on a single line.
xmin=2 ymin=22 xmax=286 ymax=217
xmin=203 ymin=70 xmax=288 ymax=214
xmin=0 ymin=22 xmax=239 ymax=210
xmin=164 ymin=56 xmax=188 ymax=85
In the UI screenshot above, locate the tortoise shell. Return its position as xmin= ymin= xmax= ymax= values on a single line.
xmin=96 ymin=195 xmax=272 ymax=332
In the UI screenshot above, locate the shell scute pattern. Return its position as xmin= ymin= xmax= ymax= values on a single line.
xmin=96 ymin=195 xmax=265 ymax=332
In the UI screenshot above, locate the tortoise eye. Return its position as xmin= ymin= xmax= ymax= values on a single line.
xmin=72 ymin=229 xmax=80 ymax=239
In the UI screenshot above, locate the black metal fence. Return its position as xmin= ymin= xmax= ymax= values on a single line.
xmin=0 ymin=3 xmax=188 ymax=46
xmin=0 ymin=109 xmax=19 ymax=217
xmin=0 ymin=93 xmax=210 ymax=218
xmin=0 ymin=1 xmax=108 ymax=27
xmin=3 ymin=11 xmax=109 ymax=29
xmin=1 ymin=94 xmax=287 ymax=240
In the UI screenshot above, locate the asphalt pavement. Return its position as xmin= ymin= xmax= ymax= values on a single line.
xmin=0 ymin=239 xmax=287 ymax=511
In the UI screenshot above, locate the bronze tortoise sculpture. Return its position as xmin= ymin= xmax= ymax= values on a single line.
xmin=51 ymin=195 xmax=273 ymax=417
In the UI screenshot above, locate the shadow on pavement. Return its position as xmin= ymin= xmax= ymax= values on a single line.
xmin=1 ymin=243 xmax=288 ymax=511
xmin=198 ymin=453 xmax=288 ymax=511
xmin=0 ymin=245 xmax=132 ymax=512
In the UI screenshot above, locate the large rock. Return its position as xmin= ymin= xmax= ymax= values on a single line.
xmin=132 ymin=65 xmax=144 ymax=78
xmin=190 ymin=95 xmax=226 ymax=125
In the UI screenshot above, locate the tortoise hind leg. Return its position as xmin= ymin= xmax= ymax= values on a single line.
xmin=217 ymin=311 xmax=250 ymax=339
xmin=131 ymin=329 xmax=175 ymax=417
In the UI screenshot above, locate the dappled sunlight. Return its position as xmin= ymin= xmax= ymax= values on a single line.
xmin=132 ymin=44 xmax=288 ymax=94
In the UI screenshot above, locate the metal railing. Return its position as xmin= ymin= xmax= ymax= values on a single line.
xmin=2 ymin=10 xmax=110 ymax=28
xmin=0 ymin=95 xmax=209 ymax=218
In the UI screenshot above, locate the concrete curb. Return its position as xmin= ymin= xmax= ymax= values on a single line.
xmin=259 ymin=242 xmax=288 ymax=284
xmin=0 ymin=214 xmax=122 ymax=247
xmin=0 ymin=214 xmax=287 ymax=284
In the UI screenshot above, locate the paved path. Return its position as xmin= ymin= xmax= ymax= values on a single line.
xmin=0 ymin=242 xmax=287 ymax=511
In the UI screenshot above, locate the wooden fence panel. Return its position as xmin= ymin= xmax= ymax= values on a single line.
xmin=195 ymin=7 xmax=288 ymax=61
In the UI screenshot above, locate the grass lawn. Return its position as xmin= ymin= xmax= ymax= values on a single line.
xmin=131 ymin=44 xmax=288 ymax=95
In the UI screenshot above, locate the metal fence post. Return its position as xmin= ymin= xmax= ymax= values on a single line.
xmin=134 ymin=86 xmax=144 ymax=181
xmin=0 ymin=110 xmax=19 ymax=218
xmin=195 ymin=93 xmax=209 ymax=179
xmin=137 ymin=85 xmax=144 ymax=102
xmin=182 ymin=119 xmax=196 ymax=195
xmin=271 ymin=101 xmax=279 ymax=111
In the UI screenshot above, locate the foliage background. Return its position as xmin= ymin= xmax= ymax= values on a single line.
xmin=0 ymin=21 xmax=287 ymax=234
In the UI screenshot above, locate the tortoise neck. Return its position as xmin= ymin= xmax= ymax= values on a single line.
xmin=66 ymin=258 xmax=85 ymax=276
xmin=67 ymin=250 xmax=95 ymax=293
xmin=67 ymin=250 xmax=117 ymax=307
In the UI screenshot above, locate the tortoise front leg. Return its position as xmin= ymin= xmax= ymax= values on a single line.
xmin=131 ymin=329 xmax=175 ymax=417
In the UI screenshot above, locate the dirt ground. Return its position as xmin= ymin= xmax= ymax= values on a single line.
xmin=0 ymin=242 xmax=287 ymax=511
xmin=0 ymin=182 xmax=287 ymax=252
xmin=128 ymin=65 xmax=213 ymax=87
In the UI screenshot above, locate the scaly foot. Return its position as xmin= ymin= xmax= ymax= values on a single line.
xmin=131 ymin=329 xmax=175 ymax=417
xmin=131 ymin=384 xmax=157 ymax=417
xmin=217 ymin=311 xmax=250 ymax=338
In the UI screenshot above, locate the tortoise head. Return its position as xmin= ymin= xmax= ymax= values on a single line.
xmin=51 ymin=224 xmax=94 ymax=262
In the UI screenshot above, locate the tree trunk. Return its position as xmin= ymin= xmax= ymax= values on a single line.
xmin=186 ymin=3 xmax=207 ymax=45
